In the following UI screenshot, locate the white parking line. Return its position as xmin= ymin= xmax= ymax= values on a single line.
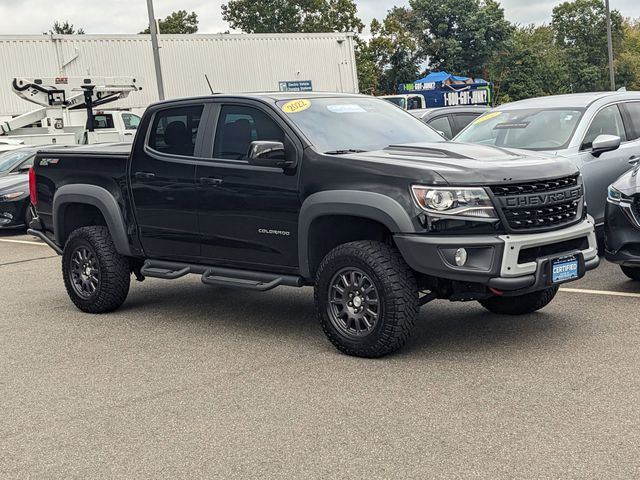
xmin=560 ymin=287 xmax=640 ymax=298
xmin=0 ymin=238 xmax=46 ymax=247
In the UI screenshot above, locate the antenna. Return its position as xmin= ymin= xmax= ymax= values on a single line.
xmin=205 ymin=74 xmax=214 ymax=95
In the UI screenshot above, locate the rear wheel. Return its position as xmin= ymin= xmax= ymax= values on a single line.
xmin=314 ymin=240 xmax=419 ymax=358
xmin=479 ymin=286 xmax=559 ymax=315
xmin=620 ymin=266 xmax=640 ymax=281
xmin=62 ymin=226 xmax=130 ymax=313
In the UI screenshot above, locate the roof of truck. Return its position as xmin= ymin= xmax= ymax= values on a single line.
xmin=149 ymin=91 xmax=367 ymax=109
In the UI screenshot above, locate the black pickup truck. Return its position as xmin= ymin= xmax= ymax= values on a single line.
xmin=29 ymin=93 xmax=600 ymax=357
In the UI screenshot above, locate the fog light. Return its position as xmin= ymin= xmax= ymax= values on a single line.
xmin=454 ymin=248 xmax=468 ymax=266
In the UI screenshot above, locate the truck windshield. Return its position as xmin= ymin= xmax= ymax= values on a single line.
xmin=277 ymin=97 xmax=442 ymax=153
xmin=454 ymin=108 xmax=584 ymax=151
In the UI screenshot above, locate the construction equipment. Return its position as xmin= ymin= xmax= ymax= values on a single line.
xmin=1 ymin=76 xmax=141 ymax=145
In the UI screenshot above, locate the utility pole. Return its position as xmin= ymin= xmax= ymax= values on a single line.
xmin=146 ymin=0 xmax=165 ymax=100
xmin=605 ymin=0 xmax=615 ymax=91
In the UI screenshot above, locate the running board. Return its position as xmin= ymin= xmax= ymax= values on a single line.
xmin=140 ymin=260 xmax=303 ymax=291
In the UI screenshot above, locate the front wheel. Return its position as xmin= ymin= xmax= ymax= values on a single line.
xmin=620 ymin=266 xmax=640 ymax=281
xmin=479 ymin=286 xmax=559 ymax=315
xmin=314 ymin=240 xmax=419 ymax=358
xmin=62 ymin=226 xmax=130 ymax=313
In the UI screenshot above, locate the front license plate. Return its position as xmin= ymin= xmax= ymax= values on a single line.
xmin=551 ymin=254 xmax=579 ymax=283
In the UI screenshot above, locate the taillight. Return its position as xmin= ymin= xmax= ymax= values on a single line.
xmin=29 ymin=166 xmax=37 ymax=205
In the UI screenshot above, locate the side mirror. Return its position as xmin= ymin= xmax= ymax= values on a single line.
xmin=591 ymin=134 xmax=621 ymax=157
xmin=247 ymin=140 xmax=293 ymax=168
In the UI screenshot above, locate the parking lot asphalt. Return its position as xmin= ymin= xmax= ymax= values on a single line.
xmin=1 ymin=233 xmax=639 ymax=479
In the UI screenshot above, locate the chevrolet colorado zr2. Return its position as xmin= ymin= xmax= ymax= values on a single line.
xmin=28 ymin=93 xmax=599 ymax=357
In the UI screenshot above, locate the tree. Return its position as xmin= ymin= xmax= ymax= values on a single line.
xmin=552 ymin=0 xmax=623 ymax=91
xmin=403 ymin=0 xmax=513 ymax=78
xmin=487 ymin=25 xmax=570 ymax=103
xmin=357 ymin=10 xmax=421 ymax=95
xmin=615 ymin=19 xmax=640 ymax=90
xmin=221 ymin=0 xmax=364 ymax=34
xmin=141 ymin=10 xmax=199 ymax=34
xmin=46 ymin=21 xmax=85 ymax=35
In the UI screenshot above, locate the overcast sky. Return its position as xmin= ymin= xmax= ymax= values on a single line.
xmin=0 ymin=0 xmax=639 ymax=35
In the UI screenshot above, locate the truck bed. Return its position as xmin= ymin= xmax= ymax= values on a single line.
xmin=33 ymin=142 xmax=133 ymax=235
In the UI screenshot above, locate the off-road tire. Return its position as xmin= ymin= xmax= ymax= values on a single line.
xmin=621 ymin=266 xmax=640 ymax=281
xmin=62 ymin=226 xmax=130 ymax=313
xmin=314 ymin=240 xmax=419 ymax=358
xmin=479 ymin=286 xmax=559 ymax=315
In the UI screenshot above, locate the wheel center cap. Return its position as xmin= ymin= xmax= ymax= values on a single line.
xmin=353 ymin=296 xmax=363 ymax=308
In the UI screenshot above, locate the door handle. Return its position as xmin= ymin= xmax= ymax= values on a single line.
xmin=629 ymin=156 xmax=640 ymax=165
xmin=200 ymin=176 xmax=223 ymax=186
xmin=135 ymin=171 xmax=156 ymax=180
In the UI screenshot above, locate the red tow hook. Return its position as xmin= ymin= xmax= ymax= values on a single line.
xmin=489 ymin=287 xmax=504 ymax=296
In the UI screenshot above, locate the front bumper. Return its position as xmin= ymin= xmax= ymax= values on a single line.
xmin=394 ymin=217 xmax=599 ymax=294
xmin=604 ymin=201 xmax=640 ymax=266
xmin=0 ymin=198 xmax=28 ymax=228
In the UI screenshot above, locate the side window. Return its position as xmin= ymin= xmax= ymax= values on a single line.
xmin=453 ymin=113 xmax=482 ymax=134
xmin=213 ymin=105 xmax=285 ymax=160
xmin=93 ymin=114 xmax=115 ymax=130
xmin=121 ymin=113 xmax=141 ymax=130
xmin=622 ymin=102 xmax=640 ymax=141
xmin=581 ymin=104 xmax=627 ymax=150
xmin=427 ymin=115 xmax=453 ymax=139
xmin=148 ymin=105 xmax=203 ymax=157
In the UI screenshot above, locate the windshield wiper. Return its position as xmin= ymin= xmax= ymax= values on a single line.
xmin=324 ymin=149 xmax=368 ymax=155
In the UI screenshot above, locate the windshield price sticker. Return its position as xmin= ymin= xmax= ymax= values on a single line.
xmin=472 ymin=111 xmax=502 ymax=125
xmin=282 ymin=99 xmax=311 ymax=114
xmin=327 ymin=104 xmax=367 ymax=114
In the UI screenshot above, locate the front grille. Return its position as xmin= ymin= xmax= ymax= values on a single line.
xmin=491 ymin=175 xmax=579 ymax=196
xmin=490 ymin=174 xmax=582 ymax=232
xmin=633 ymin=196 xmax=640 ymax=218
xmin=518 ymin=236 xmax=589 ymax=264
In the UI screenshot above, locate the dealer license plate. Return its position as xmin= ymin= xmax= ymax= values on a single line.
xmin=551 ymin=255 xmax=580 ymax=284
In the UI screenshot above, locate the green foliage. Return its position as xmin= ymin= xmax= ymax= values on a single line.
xmin=141 ymin=10 xmax=199 ymax=34
xmin=616 ymin=20 xmax=640 ymax=90
xmin=487 ymin=25 xmax=570 ymax=103
xmin=357 ymin=9 xmax=421 ymax=95
xmin=404 ymin=0 xmax=513 ymax=78
xmin=46 ymin=21 xmax=85 ymax=35
xmin=552 ymin=0 xmax=623 ymax=91
xmin=221 ymin=0 xmax=364 ymax=34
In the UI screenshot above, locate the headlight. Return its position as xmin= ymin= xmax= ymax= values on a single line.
xmin=607 ymin=185 xmax=630 ymax=204
xmin=411 ymin=186 xmax=497 ymax=218
xmin=0 ymin=191 xmax=26 ymax=201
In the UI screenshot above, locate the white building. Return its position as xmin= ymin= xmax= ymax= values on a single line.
xmin=0 ymin=33 xmax=359 ymax=117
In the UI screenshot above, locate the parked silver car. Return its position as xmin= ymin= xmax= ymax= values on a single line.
xmin=454 ymin=92 xmax=640 ymax=235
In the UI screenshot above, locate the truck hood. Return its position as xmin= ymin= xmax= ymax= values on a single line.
xmin=346 ymin=142 xmax=578 ymax=185
xmin=0 ymin=173 xmax=28 ymax=195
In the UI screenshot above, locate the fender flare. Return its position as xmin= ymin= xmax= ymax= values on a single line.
xmin=53 ymin=184 xmax=132 ymax=256
xmin=298 ymin=190 xmax=415 ymax=278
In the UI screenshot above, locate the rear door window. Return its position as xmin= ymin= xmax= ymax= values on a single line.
xmin=148 ymin=105 xmax=203 ymax=157
xmin=621 ymin=102 xmax=640 ymax=140
xmin=427 ymin=115 xmax=453 ymax=139
xmin=93 ymin=114 xmax=115 ymax=130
